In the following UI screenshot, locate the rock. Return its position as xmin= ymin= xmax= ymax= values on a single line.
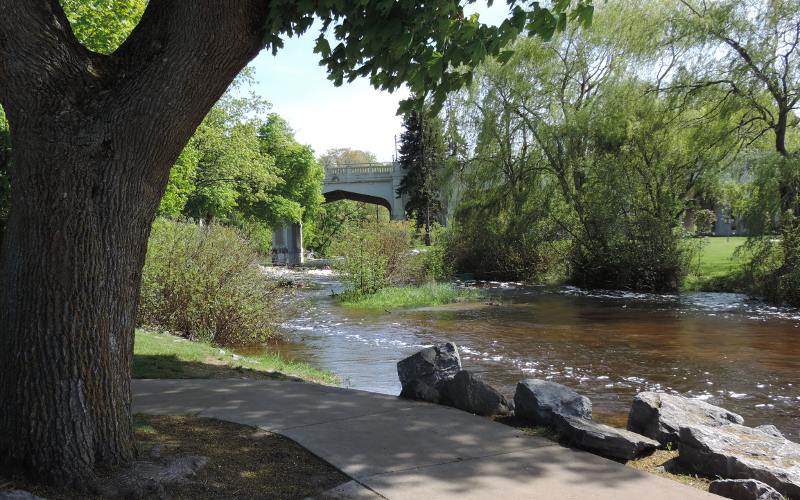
xmin=627 ymin=392 xmax=744 ymax=447
xmin=399 ymin=379 xmax=441 ymax=404
xmin=514 ymin=379 xmax=591 ymax=426
xmin=678 ymin=424 xmax=800 ymax=499
xmin=440 ymin=370 xmax=511 ymax=417
xmin=754 ymin=425 xmax=784 ymax=439
xmin=709 ymin=479 xmax=784 ymax=500
xmin=396 ymin=343 xmax=461 ymax=389
xmin=0 ymin=491 xmax=46 ymax=500
xmin=553 ymin=414 xmax=659 ymax=460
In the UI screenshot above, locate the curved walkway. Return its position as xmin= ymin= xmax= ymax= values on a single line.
xmin=133 ymin=379 xmax=715 ymax=500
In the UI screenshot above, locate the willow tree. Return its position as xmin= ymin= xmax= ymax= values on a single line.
xmin=0 ymin=0 xmax=593 ymax=488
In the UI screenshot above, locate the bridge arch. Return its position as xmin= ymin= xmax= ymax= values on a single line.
xmin=322 ymin=189 xmax=392 ymax=213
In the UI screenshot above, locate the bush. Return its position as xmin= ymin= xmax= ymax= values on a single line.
xmin=743 ymin=215 xmax=800 ymax=306
xmin=332 ymin=220 xmax=461 ymax=301
xmin=405 ymin=224 xmax=454 ymax=283
xmin=570 ymin=218 xmax=693 ymax=292
xmin=444 ymin=218 xmax=568 ymax=283
xmin=137 ymin=219 xmax=282 ymax=346
xmin=332 ymin=221 xmax=414 ymax=296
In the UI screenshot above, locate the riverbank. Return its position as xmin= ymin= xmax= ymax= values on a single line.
xmin=133 ymin=330 xmax=338 ymax=385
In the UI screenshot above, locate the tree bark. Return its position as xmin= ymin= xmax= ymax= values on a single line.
xmin=0 ymin=0 xmax=270 ymax=487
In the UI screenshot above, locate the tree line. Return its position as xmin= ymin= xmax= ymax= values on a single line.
xmin=398 ymin=0 xmax=799 ymax=296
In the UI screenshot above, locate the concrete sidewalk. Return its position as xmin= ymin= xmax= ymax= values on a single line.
xmin=133 ymin=379 xmax=715 ymax=500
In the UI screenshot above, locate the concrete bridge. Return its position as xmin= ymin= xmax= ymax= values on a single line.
xmin=272 ymin=162 xmax=408 ymax=266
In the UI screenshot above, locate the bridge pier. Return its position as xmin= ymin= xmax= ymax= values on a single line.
xmin=271 ymin=221 xmax=303 ymax=266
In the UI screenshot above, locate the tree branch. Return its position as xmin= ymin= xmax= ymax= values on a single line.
xmin=0 ymin=0 xmax=96 ymax=113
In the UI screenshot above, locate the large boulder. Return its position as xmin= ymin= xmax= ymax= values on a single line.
xmin=397 ymin=343 xmax=461 ymax=390
xmin=514 ymin=379 xmax=591 ymax=426
xmin=709 ymin=479 xmax=784 ymax=500
xmin=440 ymin=370 xmax=511 ymax=417
xmin=399 ymin=379 xmax=441 ymax=404
xmin=627 ymin=392 xmax=744 ymax=447
xmin=677 ymin=424 xmax=800 ymax=499
xmin=553 ymin=414 xmax=658 ymax=461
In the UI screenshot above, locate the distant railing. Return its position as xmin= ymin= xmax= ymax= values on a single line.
xmin=325 ymin=162 xmax=398 ymax=182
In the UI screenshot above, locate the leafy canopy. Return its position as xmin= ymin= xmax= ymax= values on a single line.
xmin=61 ymin=0 xmax=147 ymax=54
xmin=263 ymin=0 xmax=594 ymax=112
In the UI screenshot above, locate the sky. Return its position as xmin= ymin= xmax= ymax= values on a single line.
xmin=242 ymin=3 xmax=509 ymax=162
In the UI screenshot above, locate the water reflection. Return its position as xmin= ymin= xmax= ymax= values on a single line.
xmin=260 ymin=271 xmax=800 ymax=440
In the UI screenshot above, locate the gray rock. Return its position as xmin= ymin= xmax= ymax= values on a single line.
xmin=553 ymin=414 xmax=659 ymax=461
xmin=678 ymin=424 xmax=800 ymax=499
xmin=440 ymin=370 xmax=511 ymax=417
xmin=709 ymin=479 xmax=784 ymax=500
xmin=399 ymin=379 xmax=441 ymax=404
xmin=755 ymin=425 xmax=784 ymax=439
xmin=627 ymin=391 xmax=744 ymax=447
xmin=0 ymin=492 xmax=46 ymax=500
xmin=514 ymin=379 xmax=592 ymax=426
xmin=397 ymin=343 xmax=461 ymax=389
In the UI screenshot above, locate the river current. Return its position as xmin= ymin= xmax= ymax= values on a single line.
xmin=259 ymin=268 xmax=800 ymax=440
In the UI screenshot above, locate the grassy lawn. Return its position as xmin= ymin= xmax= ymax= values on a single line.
xmin=338 ymin=282 xmax=483 ymax=310
xmin=133 ymin=330 xmax=338 ymax=385
xmin=683 ymin=236 xmax=749 ymax=291
xmin=694 ymin=236 xmax=748 ymax=277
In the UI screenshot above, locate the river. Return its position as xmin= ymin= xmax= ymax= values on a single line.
xmin=260 ymin=268 xmax=800 ymax=440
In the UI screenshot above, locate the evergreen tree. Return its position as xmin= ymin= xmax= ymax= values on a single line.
xmin=397 ymin=107 xmax=446 ymax=245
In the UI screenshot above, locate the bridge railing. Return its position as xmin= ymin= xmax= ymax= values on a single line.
xmin=325 ymin=162 xmax=398 ymax=182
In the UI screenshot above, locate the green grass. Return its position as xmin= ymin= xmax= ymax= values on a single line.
xmin=133 ymin=330 xmax=339 ymax=385
xmin=338 ymin=283 xmax=483 ymax=310
xmin=683 ymin=236 xmax=749 ymax=291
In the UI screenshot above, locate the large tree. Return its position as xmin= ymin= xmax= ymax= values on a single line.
xmin=0 ymin=0 xmax=592 ymax=488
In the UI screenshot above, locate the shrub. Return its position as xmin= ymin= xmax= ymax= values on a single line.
xmin=137 ymin=219 xmax=281 ymax=346
xmin=743 ymin=215 xmax=800 ymax=306
xmin=332 ymin=221 xmax=414 ymax=296
xmin=444 ymin=218 xmax=568 ymax=283
xmin=570 ymin=217 xmax=693 ymax=292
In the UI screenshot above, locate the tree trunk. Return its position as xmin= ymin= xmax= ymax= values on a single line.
xmin=424 ymin=200 xmax=432 ymax=246
xmin=775 ymin=106 xmax=788 ymax=158
xmin=774 ymin=107 xmax=799 ymax=216
xmin=0 ymin=0 xmax=270 ymax=487
xmin=0 ymin=128 xmax=153 ymax=484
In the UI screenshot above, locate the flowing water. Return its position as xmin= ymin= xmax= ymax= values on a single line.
xmin=259 ymin=268 xmax=800 ymax=440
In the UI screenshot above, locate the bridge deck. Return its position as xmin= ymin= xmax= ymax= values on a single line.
xmin=325 ymin=162 xmax=398 ymax=182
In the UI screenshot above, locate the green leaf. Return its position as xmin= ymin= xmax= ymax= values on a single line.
xmin=314 ymin=36 xmax=332 ymax=57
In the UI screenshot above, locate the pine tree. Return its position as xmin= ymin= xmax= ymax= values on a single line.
xmin=397 ymin=106 xmax=446 ymax=245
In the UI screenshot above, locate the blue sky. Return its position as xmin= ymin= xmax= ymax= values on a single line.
xmin=243 ymin=2 xmax=509 ymax=162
